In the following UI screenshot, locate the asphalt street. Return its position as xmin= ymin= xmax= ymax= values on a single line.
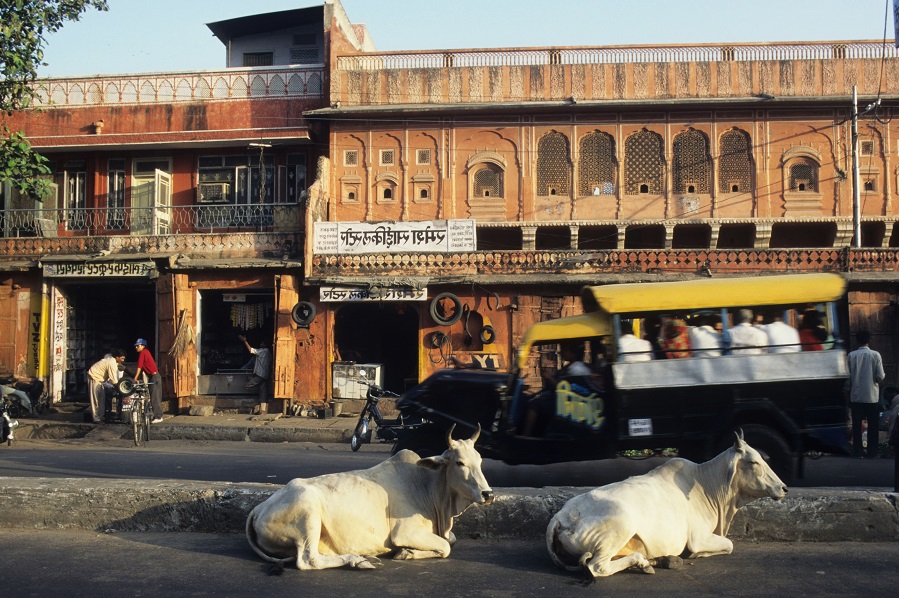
xmin=0 ymin=530 xmax=896 ymax=598
xmin=1 ymin=438 xmax=896 ymax=488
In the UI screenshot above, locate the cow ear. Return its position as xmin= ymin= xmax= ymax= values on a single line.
xmin=417 ymin=456 xmax=447 ymax=470
xmin=733 ymin=429 xmax=746 ymax=454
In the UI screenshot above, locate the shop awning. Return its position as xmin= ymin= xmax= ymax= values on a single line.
xmin=167 ymin=256 xmax=302 ymax=270
xmin=311 ymin=276 xmax=429 ymax=290
xmin=0 ymin=258 xmax=38 ymax=271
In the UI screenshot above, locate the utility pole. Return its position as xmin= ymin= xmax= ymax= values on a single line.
xmin=851 ymin=85 xmax=861 ymax=248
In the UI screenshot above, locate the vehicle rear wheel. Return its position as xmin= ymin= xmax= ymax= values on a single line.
xmin=724 ymin=424 xmax=796 ymax=485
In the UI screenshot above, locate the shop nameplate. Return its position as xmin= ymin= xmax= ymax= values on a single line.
xmin=313 ymin=219 xmax=475 ymax=255
xmin=320 ymin=286 xmax=428 ymax=302
xmin=43 ymin=261 xmax=155 ymax=278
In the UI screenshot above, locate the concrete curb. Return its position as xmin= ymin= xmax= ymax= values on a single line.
xmin=1 ymin=478 xmax=896 ymax=542
xmin=13 ymin=419 xmax=355 ymax=444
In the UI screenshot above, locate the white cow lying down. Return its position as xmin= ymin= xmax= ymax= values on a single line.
xmin=246 ymin=425 xmax=494 ymax=571
xmin=547 ymin=432 xmax=787 ymax=578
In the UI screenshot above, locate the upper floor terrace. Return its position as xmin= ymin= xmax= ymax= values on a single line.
xmin=328 ymin=40 xmax=899 ymax=109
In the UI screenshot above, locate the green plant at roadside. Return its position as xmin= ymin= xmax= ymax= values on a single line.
xmin=0 ymin=0 xmax=108 ymax=199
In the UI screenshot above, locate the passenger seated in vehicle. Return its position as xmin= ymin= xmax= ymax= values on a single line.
xmin=521 ymin=342 xmax=593 ymax=437
xmin=798 ymin=309 xmax=827 ymax=351
xmin=618 ymin=320 xmax=653 ymax=362
xmin=761 ymin=309 xmax=801 ymax=353
xmin=729 ymin=309 xmax=768 ymax=354
xmin=688 ymin=313 xmax=722 ymax=357
xmin=658 ymin=317 xmax=692 ymax=358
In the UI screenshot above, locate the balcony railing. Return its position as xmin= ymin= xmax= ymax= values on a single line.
xmin=337 ymin=40 xmax=895 ymax=71
xmin=31 ymin=66 xmax=324 ymax=108
xmin=0 ymin=203 xmax=300 ymax=237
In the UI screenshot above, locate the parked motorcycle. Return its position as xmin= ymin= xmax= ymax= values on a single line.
xmin=1 ymin=393 xmax=21 ymax=446
xmin=350 ymin=373 xmax=424 ymax=452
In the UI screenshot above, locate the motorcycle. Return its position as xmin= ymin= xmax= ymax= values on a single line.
xmin=1 ymin=393 xmax=21 ymax=446
xmin=350 ymin=373 xmax=424 ymax=452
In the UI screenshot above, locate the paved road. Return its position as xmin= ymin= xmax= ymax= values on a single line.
xmin=0 ymin=529 xmax=895 ymax=597
xmin=0 ymin=438 xmax=896 ymax=488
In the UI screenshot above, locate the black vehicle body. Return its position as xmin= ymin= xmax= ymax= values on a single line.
xmin=394 ymin=274 xmax=851 ymax=482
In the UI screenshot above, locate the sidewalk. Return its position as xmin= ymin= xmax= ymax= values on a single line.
xmin=14 ymin=402 xmax=360 ymax=444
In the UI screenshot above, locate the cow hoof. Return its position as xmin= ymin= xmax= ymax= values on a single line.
xmin=393 ymin=548 xmax=414 ymax=560
xmin=641 ymin=565 xmax=656 ymax=575
xmin=355 ymin=560 xmax=377 ymax=570
xmin=363 ymin=555 xmax=383 ymax=567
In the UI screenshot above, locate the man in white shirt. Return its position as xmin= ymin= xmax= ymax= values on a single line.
xmin=762 ymin=311 xmax=801 ymax=353
xmin=688 ymin=314 xmax=722 ymax=357
xmin=729 ymin=309 xmax=768 ymax=354
xmin=618 ymin=320 xmax=653 ymax=362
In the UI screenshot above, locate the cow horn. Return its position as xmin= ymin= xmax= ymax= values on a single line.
xmin=733 ymin=428 xmax=746 ymax=453
xmin=470 ymin=423 xmax=481 ymax=443
xmin=446 ymin=424 xmax=457 ymax=448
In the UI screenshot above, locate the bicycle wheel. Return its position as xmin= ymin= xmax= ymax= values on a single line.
xmin=142 ymin=399 xmax=151 ymax=444
xmin=132 ymin=400 xmax=144 ymax=447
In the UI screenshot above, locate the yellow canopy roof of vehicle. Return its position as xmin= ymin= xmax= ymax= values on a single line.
xmin=580 ymin=273 xmax=846 ymax=315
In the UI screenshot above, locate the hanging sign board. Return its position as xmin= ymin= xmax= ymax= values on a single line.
xmin=43 ymin=261 xmax=156 ymax=278
xmin=320 ymin=286 xmax=428 ymax=302
xmin=314 ymin=219 xmax=476 ymax=255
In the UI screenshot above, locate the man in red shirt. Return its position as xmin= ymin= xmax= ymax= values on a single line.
xmin=134 ymin=338 xmax=164 ymax=424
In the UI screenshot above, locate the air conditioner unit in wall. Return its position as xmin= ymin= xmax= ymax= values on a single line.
xmin=198 ymin=182 xmax=230 ymax=203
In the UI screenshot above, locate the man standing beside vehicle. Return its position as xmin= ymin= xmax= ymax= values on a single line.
xmin=133 ymin=338 xmax=164 ymax=424
xmin=847 ymin=330 xmax=885 ymax=459
xmin=86 ymin=348 xmax=126 ymax=424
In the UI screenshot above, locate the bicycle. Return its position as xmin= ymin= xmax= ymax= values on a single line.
xmin=116 ymin=378 xmax=151 ymax=447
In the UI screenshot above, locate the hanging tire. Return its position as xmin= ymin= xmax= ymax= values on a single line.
xmin=430 ymin=292 xmax=463 ymax=326
xmin=292 ymin=301 xmax=317 ymax=326
xmin=479 ymin=325 xmax=496 ymax=345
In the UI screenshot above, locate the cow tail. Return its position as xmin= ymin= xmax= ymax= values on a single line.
xmin=245 ymin=508 xmax=296 ymax=568
xmin=546 ymin=517 xmax=584 ymax=573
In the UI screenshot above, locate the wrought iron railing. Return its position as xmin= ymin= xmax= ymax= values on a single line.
xmin=337 ymin=40 xmax=894 ymax=71
xmin=0 ymin=203 xmax=300 ymax=237
xmin=31 ymin=66 xmax=325 ymax=108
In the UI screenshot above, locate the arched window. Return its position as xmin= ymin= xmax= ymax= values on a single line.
xmin=719 ymin=129 xmax=753 ymax=193
xmin=536 ymin=131 xmax=571 ymax=196
xmin=789 ymin=159 xmax=818 ymax=192
xmin=474 ymin=165 xmax=504 ymax=198
xmin=624 ymin=129 xmax=664 ymax=195
xmin=578 ymin=131 xmax=616 ymax=196
xmin=672 ymin=129 xmax=711 ymax=194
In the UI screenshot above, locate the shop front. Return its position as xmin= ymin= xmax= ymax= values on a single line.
xmin=164 ymin=266 xmax=301 ymax=413
xmin=43 ymin=258 xmax=159 ymax=402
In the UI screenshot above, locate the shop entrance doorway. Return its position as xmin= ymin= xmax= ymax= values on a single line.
xmin=334 ymin=303 xmax=419 ymax=393
xmin=57 ymin=282 xmax=155 ymax=400
xmin=196 ymin=290 xmax=274 ymax=396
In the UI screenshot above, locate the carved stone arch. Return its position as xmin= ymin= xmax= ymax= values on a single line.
xmin=718 ymin=127 xmax=754 ymax=194
xmin=373 ymin=132 xmax=402 ymax=167
xmin=466 ymin=151 xmax=507 ymax=171
xmin=412 ymin=131 xmax=440 ymax=168
xmin=624 ymin=128 xmax=665 ymax=195
xmin=578 ymin=130 xmax=617 ymax=196
xmin=672 ymin=128 xmax=711 ymax=194
xmin=781 ymin=145 xmax=822 ymax=165
xmin=375 ymin=171 xmax=399 ymax=184
xmin=537 ymin=130 xmax=572 ymax=196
